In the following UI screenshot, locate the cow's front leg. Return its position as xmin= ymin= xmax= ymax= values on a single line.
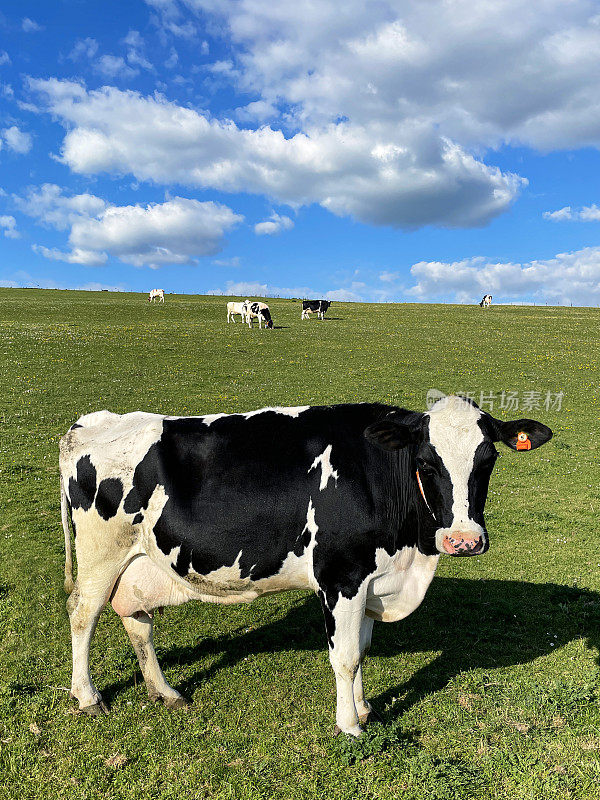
xmin=353 ymin=615 xmax=374 ymax=724
xmin=121 ymin=612 xmax=189 ymax=709
xmin=320 ymin=592 xmax=366 ymax=737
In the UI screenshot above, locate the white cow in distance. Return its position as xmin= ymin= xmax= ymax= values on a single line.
xmin=149 ymin=289 xmax=165 ymax=303
xmin=479 ymin=294 xmax=492 ymax=308
xmin=227 ymin=300 xmax=249 ymax=323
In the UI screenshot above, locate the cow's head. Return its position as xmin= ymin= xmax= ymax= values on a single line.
xmin=364 ymin=395 xmax=552 ymax=557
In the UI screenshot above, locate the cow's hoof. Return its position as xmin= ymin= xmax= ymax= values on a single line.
xmin=163 ymin=695 xmax=191 ymax=709
xmin=333 ymin=724 xmax=362 ymax=738
xmin=80 ymin=701 xmax=109 ymax=717
xmin=358 ymin=706 xmax=383 ymax=726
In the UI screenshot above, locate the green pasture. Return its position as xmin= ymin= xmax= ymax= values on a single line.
xmin=1 ymin=289 xmax=600 ymax=799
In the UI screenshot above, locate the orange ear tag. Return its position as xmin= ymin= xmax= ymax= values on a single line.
xmin=516 ymin=432 xmax=531 ymax=451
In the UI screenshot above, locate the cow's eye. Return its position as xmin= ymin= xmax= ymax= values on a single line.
xmin=416 ymin=459 xmax=436 ymax=474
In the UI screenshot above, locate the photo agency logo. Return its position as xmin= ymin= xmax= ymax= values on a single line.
xmin=426 ymin=389 xmax=564 ymax=412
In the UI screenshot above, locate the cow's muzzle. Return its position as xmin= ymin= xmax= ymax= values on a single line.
xmin=442 ymin=532 xmax=485 ymax=556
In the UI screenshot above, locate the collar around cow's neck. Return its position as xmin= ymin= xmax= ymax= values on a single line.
xmin=416 ymin=469 xmax=436 ymax=522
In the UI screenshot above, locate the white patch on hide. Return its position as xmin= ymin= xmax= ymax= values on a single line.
xmin=308 ymin=444 xmax=339 ymax=490
xmin=200 ymin=406 xmax=309 ymax=426
xmin=203 ymin=550 xmax=244 ymax=583
xmin=200 ymin=413 xmax=228 ymax=426
xmin=242 ymin=406 xmax=309 ymax=420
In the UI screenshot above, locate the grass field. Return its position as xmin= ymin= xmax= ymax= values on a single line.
xmin=1 ymin=288 xmax=600 ymax=800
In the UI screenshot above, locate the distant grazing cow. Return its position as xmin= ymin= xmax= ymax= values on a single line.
xmin=247 ymin=301 xmax=273 ymax=329
xmin=148 ymin=289 xmax=165 ymax=303
xmin=302 ymin=300 xmax=331 ymax=320
xmin=479 ymin=294 xmax=492 ymax=308
xmin=227 ymin=300 xmax=249 ymax=323
xmin=60 ymin=395 xmax=551 ymax=735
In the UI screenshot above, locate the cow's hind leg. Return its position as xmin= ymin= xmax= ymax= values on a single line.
xmin=67 ymin=513 xmax=138 ymax=715
xmin=121 ymin=612 xmax=189 ymax=708
xmin=67 ymin=584 xmax=112 ymax=715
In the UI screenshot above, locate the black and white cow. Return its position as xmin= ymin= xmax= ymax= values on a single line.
xmin=60 ymin=396 xmax=552 ymax=735
xmin=302 ymin=300 xmax=331 ymax=320
xmin=479 ymin=294 xmax=492 ymax=308
xmin=246 ymin=301 xmax=273 ymax=329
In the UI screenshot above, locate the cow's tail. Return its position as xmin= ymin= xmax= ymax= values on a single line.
xmin=61 ymin=474 xmax=75 ymax=595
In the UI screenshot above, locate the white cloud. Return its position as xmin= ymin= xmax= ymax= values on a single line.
xmin=379 ymin=271 xmax=401 ymax=282
xmin=543 ymin=206 xmax=573 ymax=221
xmin=20 ymin=185 xmax=242 ymax=268
xmin=123 ymin=30 xmax=154 ymax=71
xmin=146 ymin=0 xmax=199 ymax=39
xmin=254 ymin=213 xmax=294 ymax=235
xmin=33 ymin=245 xmax=108 ymax=266
xmin=544 ymin=204 xmax=600 ymax=221
xmin=165 ymin=47 xmax=178 ymax=68
xmin=2 ymin=126 xmax=32 ymax=154
xmin=0 ymin=270 xmax=126 ymax=290
xmin=15 ymin=183 xmax=107 ymax=230
xmin=0 ymin=215 xmax=19 ymax=238
xmin=324 ymin=287 xmax=363 ymax=301
xmin=68 ymin=196 xmax=242 ymax=266
xmin=94 ymin=55 xmax=139 ymax=80
xmin=579 ymin=204 xmax=600 ymax=221
xmin=211 ymin=247 xmax=600 ymax=306
xmin=22 ymin=18 xmax=43 ymax=33
xmin=213 ymin=256 xmax=241 ymax=267
xmin=207 ymin=280 xmax=315 ymax=298
xmin=158 ymin=0 xmax=600 ymax=152
xmin=0 ymin=52 xmax=10 ymax=66
xmin=30 ymin=79 xmax=523 ymax=229
xmin=407 ymin=247 xmax=600 ymax=306
xmin=235 ymin=99 xmax=278 ymax=123
xmin=123 ymin=30 xmax=144 ymax=49
xmin=68 ymin=38 xmax=99 ymax=61
xmin=127 ymin=50 xmax=154 ymax=70
xmin=207 ymin=279 xmax=364 ymax=301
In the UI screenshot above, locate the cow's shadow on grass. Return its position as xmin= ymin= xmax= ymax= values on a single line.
xmin=102 ymin=578 xmax=600 ymax=717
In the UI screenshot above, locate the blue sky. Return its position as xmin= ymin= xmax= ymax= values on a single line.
xmin=1 ymin=0 xmax=600 ymax=304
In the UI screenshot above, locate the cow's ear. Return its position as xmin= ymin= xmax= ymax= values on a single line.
xmin=492 ymin=418 xmax=553 ymax=451
xmin=364 ymin=420 xmax=419 ymax=451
